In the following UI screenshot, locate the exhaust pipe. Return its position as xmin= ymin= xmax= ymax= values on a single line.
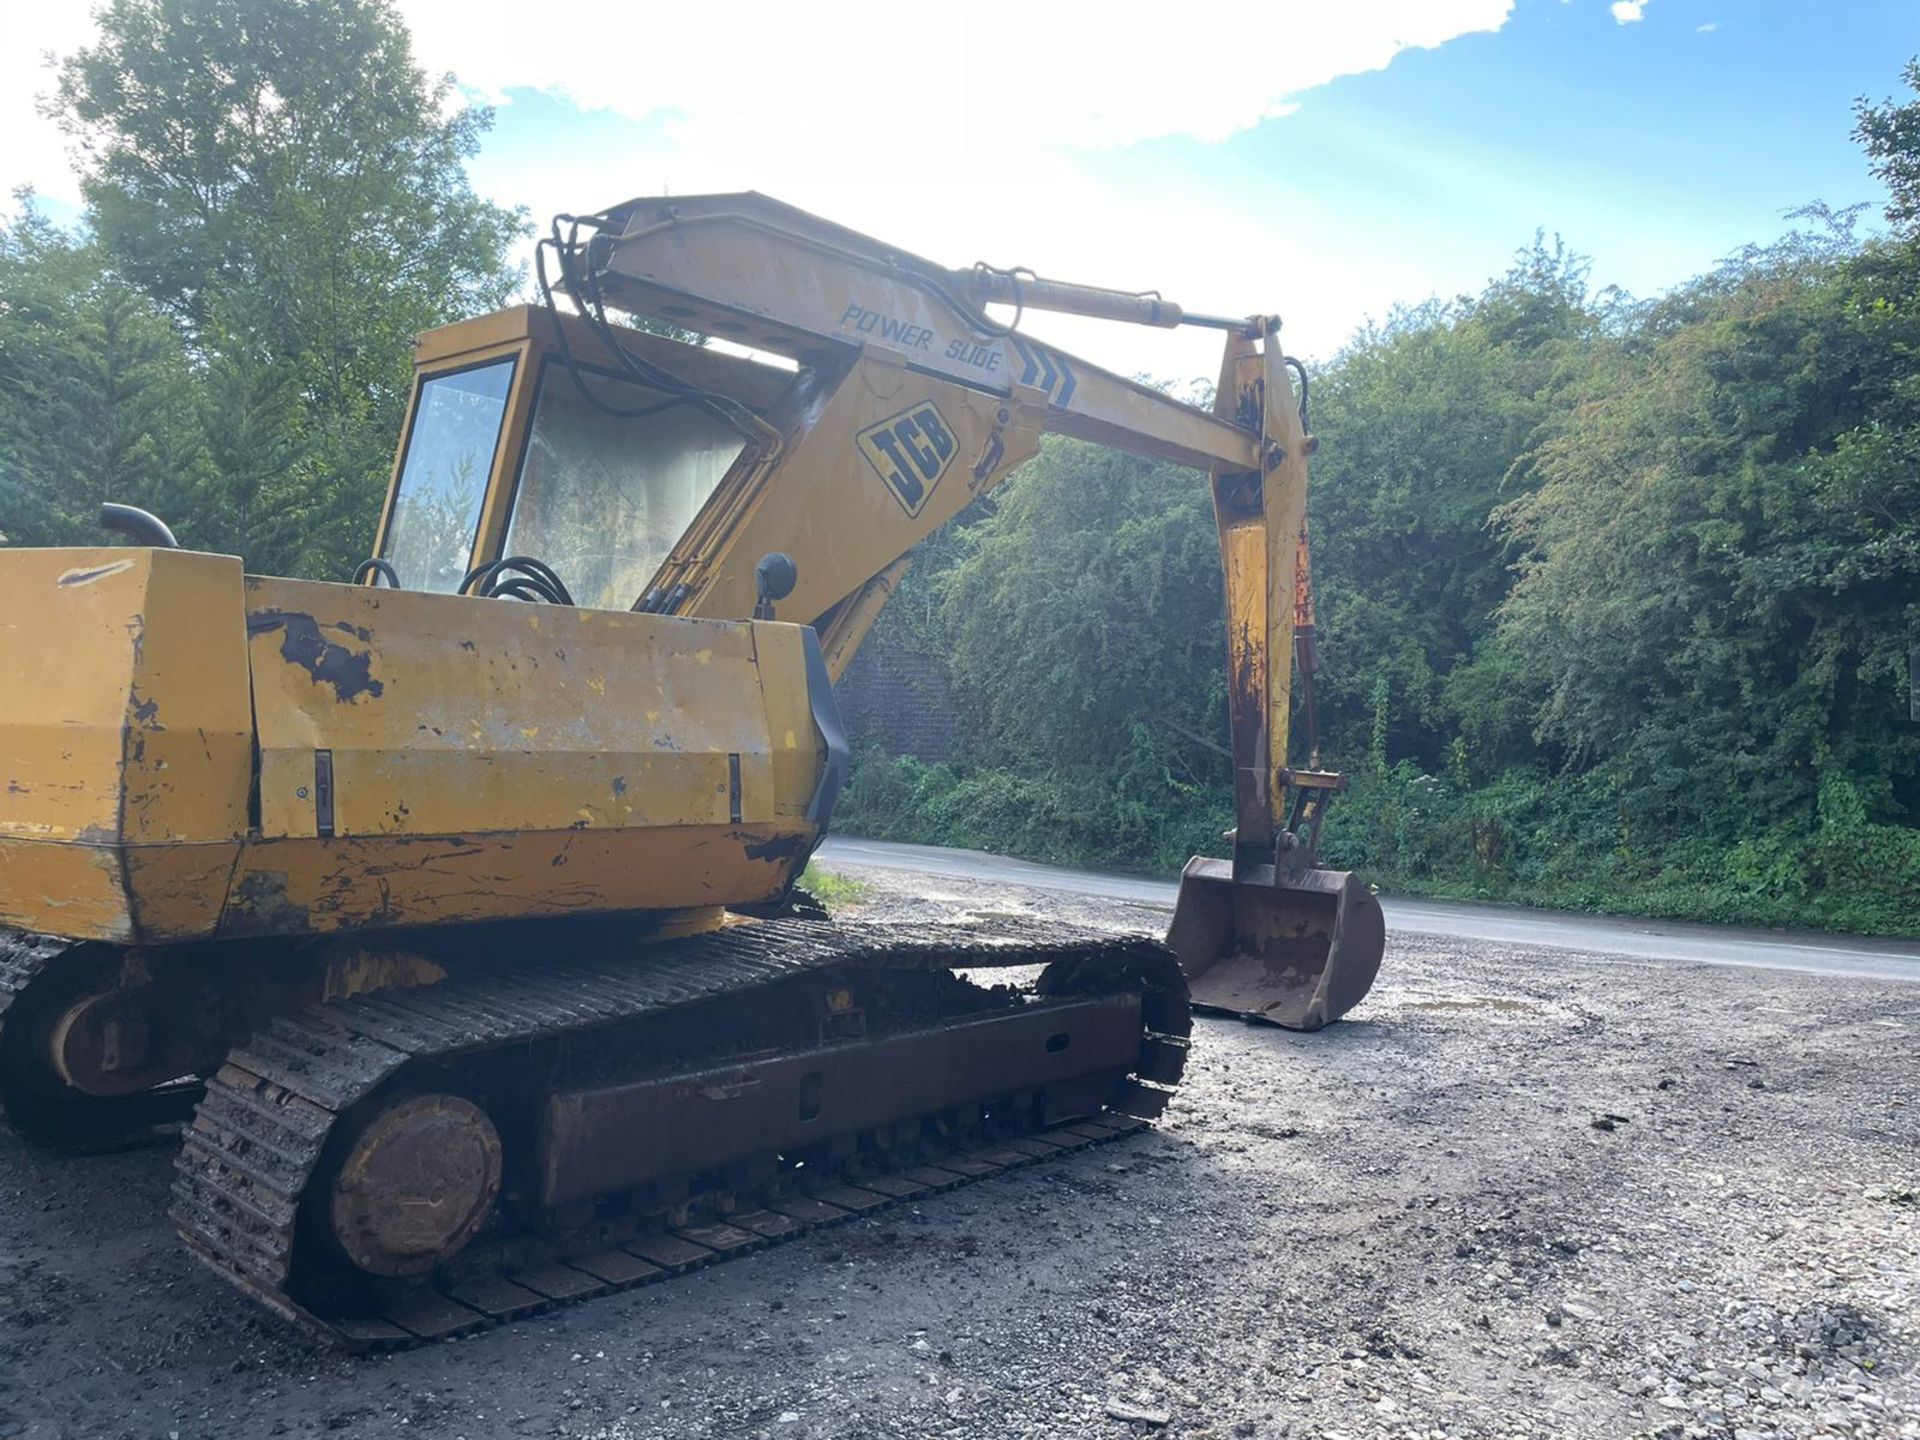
xmin=98 ymin=503 xmax=180 ymax=549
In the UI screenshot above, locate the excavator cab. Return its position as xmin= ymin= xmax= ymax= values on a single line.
xmin=368 ymin=305 xmax=788 ymax=609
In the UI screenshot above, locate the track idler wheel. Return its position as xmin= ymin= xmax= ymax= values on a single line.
xmin=327 ymin=1092 xmax=503 ymax=1277
xmin=1165 ymin=857 xmax=1384 ymax=1030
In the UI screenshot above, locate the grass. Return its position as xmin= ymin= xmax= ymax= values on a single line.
xmin=798 ymin=863 xmax=875 ymax=913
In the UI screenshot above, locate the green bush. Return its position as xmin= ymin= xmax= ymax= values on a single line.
xmin=838 ymin=748 xmax=1231 ymax=875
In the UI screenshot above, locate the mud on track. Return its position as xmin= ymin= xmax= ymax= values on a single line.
xmin=2 ymin=865 xmax=1915 ymax=1439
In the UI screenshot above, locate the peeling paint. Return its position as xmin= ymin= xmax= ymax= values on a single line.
xmin=742 ymin=832 xmax=807 ymax=864
xmin=57 ymin=560 xmax=137 ymax=588
xmin=248 ymin=610 xmax=385 ymax=703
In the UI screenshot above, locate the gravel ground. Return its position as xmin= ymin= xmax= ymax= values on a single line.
xmin=1 ymin=864 xmax=1915 ymax=1440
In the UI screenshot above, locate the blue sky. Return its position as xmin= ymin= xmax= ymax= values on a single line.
xmin=6 ymin=0 xmax=1914 ymax=380
xmin=1201 ymin=0 xmax=1909 ymax=302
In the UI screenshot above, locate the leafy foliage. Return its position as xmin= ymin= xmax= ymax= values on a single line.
xmin=3 ymin=0 xmax=522 ymax=576
xmin=0 ymin=210 xmax=206 ymax=544
xmin=840 ymin=435 xmax=1236 ymax=873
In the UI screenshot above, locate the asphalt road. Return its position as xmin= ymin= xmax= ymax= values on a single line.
xmin=815 ymin=835 xmax=1920 ymax=983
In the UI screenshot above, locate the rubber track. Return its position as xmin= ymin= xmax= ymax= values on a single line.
xmin=0 ymin=932 xmax=67 ymax=1034
xmin=172 ymin=917 xmax=1187 ymax=1349
xmin=0 ymin=931 xmax=202 ymax=1148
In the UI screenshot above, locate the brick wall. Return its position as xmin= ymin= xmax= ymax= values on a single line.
xmin=832 ymin=639 xmax=960 ymax=763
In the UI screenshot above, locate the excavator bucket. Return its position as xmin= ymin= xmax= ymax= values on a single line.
xmin=1165 ymin=857 xmax=1384 ymax=1030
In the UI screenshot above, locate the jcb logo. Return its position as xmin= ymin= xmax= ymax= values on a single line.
xmin=856 ymin=402 xmax=956 ymax=518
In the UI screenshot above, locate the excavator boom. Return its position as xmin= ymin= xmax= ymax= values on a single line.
xmin=553 ymin=193 xmax=1385 ymax=1028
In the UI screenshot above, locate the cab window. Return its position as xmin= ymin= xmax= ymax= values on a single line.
xmin=502 ymin=363 xmax=747 ymax=611
xmin=380 ymin=359 xmax=516 ymax=592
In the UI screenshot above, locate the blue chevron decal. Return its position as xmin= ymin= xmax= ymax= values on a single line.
xmin=1015 ymin=335 xmax=1039 ymax=387
xmin=1006 ymin=335 xmax=1075 ymax=407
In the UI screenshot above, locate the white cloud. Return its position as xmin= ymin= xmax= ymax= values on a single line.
xmin=410 ymin=0 xmax=1510 ymax=154
xmin=1 ymin=0 xmax=98 ymax=205
xmin=0 ymin=0 xmax=1515 ymax=378
xmin=3 ymin=0 xmax=1514 ymax=200
xmin=1610 ymin=1 xmax=1649 ymax=22
xmin=1697 ymin=20 xmax=1719 ymax=31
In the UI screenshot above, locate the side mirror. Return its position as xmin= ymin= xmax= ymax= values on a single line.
xmin=754 ymin=552 xmax=798 ymax=619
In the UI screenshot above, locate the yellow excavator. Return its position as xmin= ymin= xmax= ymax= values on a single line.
xmin=0 ymin=194 xmax=1383 ymax=1346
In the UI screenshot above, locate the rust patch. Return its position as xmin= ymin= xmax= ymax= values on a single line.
xmin=228 ymin=868 xmax=314 ymax=935
xmin=248 ymin=610 xmax=384 ymax=703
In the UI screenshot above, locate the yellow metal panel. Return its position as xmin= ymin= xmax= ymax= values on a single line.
xmin=220 ymin=824 xmax=810 ymax=937
xmin=1 ymin=548 xmax=156 ymax=843
xmin=118 ymin=550 xmax=254 ymax=845
xmin=123 ymin=841 xmax=246 ymax=941
xmin=682 ymin=353 xmax=1041 ymax=624
xmin=245 ymin=577 xmax=784 ymax=841
xmin=750 ymin=623 xmax=823 ymax=820
xmin=1261 ymin=335 xmax=1309 ymax=788
xmin=0 ymin=835 xmax=132 ymax=941
xmin=0 ymin=547 xmax=250 ymax=942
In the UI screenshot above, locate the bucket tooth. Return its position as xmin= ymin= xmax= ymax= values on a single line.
xmin=1164 ymin=857 xmax=1384 ymax=1030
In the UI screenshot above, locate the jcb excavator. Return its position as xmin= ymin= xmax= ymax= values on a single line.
xmin=0 ymin=194 xmax=1383 ymax=1346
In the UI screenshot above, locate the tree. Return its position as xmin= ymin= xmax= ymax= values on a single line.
xmin=48 ymin=0 xmax=525 ymax=576
xmin=1857 ymin=57 xmax=1920 ymax=235
xmin=1305 ymin=236 xmax=1602 ymax=777
xmin=0 ymin=199 xmax=207 ymax=547
xmin=940 ymin=439 xmax=1226 ymax=779
xmin=1486 ymin=211 xmax=1919 ymax=925
xmin=840 ymin=437 xmax=1236 ymax=869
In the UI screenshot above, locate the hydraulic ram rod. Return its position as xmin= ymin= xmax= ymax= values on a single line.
xmin=957 ymin=268 xmax=1256 ymax=333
